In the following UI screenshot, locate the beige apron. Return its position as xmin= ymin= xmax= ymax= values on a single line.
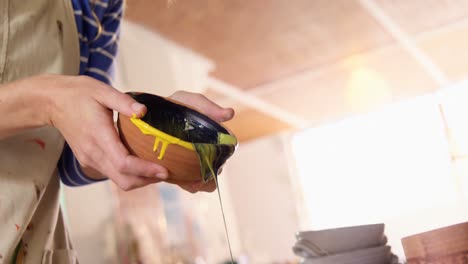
xmin=0 ymin=0 xmax=80 ymax=263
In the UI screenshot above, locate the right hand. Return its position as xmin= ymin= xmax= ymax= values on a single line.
xmin=41 ymin=74 xmax=169 ymax=191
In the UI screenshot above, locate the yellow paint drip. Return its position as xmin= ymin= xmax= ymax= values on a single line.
xmin=130 ymin=117 xmax=195 ymax=160
xmin=130 ymin=116 xmax=237 ymax=182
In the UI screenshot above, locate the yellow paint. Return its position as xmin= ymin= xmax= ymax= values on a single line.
xmin=130 ymin=117 xmax=195 ymax=160
xmin=218 ymin=132 xmax=237 ymax=145
xmin=130 ymin=115 xmax=237 ymax=183
xmin=130 ymin=117 xmax=237 ymax=159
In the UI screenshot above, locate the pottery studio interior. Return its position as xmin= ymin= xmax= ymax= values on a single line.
xmin=5 ymin=0 xmax=468 ymax=264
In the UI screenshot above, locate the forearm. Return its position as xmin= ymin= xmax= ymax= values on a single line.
xmin=0 ymin=75 xmax=52 ymax=139
xmin=0 ymin=75 xmax=107 ymax=182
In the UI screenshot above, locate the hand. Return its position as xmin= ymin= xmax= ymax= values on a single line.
xmin=43 ymin=75 xmax=169 ymax=191
xmin=165 ymin=91 xmax=235 ymax=193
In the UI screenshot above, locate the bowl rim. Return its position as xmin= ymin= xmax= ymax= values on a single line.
xmin=130 ymin=116 xmax=197 ymax=151
xmin=126 ymin=92 xmax=238 ymax=145
xmin=128 ymin=114 xmax=237 ymax=146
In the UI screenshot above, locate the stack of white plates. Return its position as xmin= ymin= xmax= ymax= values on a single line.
xmin=292 ymin=224 xmax=400 ymax=264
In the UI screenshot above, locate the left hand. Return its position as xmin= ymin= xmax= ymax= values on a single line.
xmin=166 ymin=91 xmax=235 ymax=193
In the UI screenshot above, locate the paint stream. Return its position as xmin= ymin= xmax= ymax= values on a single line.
xmin=215 ymin=177 xmax=235 ymax=263
xmin=132 ymin=118 xmax=236 ymax=262
xmin=207 ymin=156 xmax=235 ymax=263
xmin=193 ymin=139 xmax=236 ymax=183
xmin=128 ymin=93 xmax=237 ymax=262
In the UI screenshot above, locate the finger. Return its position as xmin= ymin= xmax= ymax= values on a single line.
xmin=179 ymin=180 xmax=217 ymax=193
xmin=113 ymin=174 xmax=162 ymax=191
xmin=218 ymin=107 xmax=235 ymax=122
xmin=100 ymin=151 xmax=162 ymax=191
xmin=178 ymin=183 xmax=198 ymax=193
xmin=197 ymin=180 xmax=217 ymax=192
xmin=110 ymin=142 xmax=168 ymax=180
xmin=94 ymin=84 xmax=147 ymax=118
xmin=163 ymin=178 xmax=199 ymax=193
xmin=170 ymin=91 xmax=234 ymax=122
xmin=123 ymin=155 xmax=169 ymax=179
xmin=97 ymin=121 xmax=168 ymax=179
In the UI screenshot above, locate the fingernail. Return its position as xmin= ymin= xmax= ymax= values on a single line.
xmin=156 ymin=172 xmax=167 ymax=179
xmin=220 ymin=116 xmax=230 ymax=122
xmin=131 ymin=102 xmax=146 ymax=117
xmin=221 ymin=108 xmax=234 ymax=122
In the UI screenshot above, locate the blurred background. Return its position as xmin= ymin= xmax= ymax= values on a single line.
xmin=62 ymin=0 xmax=468 ymax=263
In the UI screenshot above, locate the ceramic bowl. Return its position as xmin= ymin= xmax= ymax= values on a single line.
xmin=295 ymin=224 xmax=386 ymax=255
xmin=117 ymin=92 xmax=237 ymax=183
xmin=402 ymin=221 xmax=468 ymax=264
xmin=300 ymin=245 xmax=392 ymax=264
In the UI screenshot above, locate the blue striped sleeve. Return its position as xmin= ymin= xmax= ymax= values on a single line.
xmin=58 ymin=0 xmax=123 ymax=186
xmin=58 ymin=143 xmax=107 ymax=186
xmin=80 ymin=0 xmax=122 ymax=84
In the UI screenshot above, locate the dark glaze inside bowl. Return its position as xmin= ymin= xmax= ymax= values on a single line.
xmin=134 ymin=93 xmax=229 ymax=143
xmin=127 ymin=92 xmax=237 ymax=182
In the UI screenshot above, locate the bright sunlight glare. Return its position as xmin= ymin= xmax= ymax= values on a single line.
xmin=292 ymin=93 xmax=459 ymax=230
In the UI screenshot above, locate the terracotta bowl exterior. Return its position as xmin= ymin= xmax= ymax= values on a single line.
xmin=116 ymin=92 xmax=237 ymax=184
xmin=117 ymin=114 xmax=204 ymax=183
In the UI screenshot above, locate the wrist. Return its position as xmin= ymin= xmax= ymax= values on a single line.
xmin=34 ymin=74 xmax=63 ymax=127
xmin=0 ymin=74 xmax=62 ymax=131
xmin=10 ymin=74 xmax=63 ymax=128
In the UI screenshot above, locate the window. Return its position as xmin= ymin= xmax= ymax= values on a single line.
xmin=292 ymin=91 xmax=468 ymax=257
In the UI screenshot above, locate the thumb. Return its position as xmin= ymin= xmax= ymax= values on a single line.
xmin=95 ymin=86 xmax=147 ymax=118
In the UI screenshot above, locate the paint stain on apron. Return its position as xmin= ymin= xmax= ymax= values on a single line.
xmin=0 ymin=0 xmax=79 ymax=263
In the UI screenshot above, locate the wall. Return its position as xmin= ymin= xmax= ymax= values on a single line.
xmin=62 ymin=182 xmax=116 ymax=264
xmin=115 ymin=21 xmax=214 ymax=96
xmin=224 ymin=134 xmax=302 ymax=263
xmin=179 ymin=172 xmax=244 ymax=263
